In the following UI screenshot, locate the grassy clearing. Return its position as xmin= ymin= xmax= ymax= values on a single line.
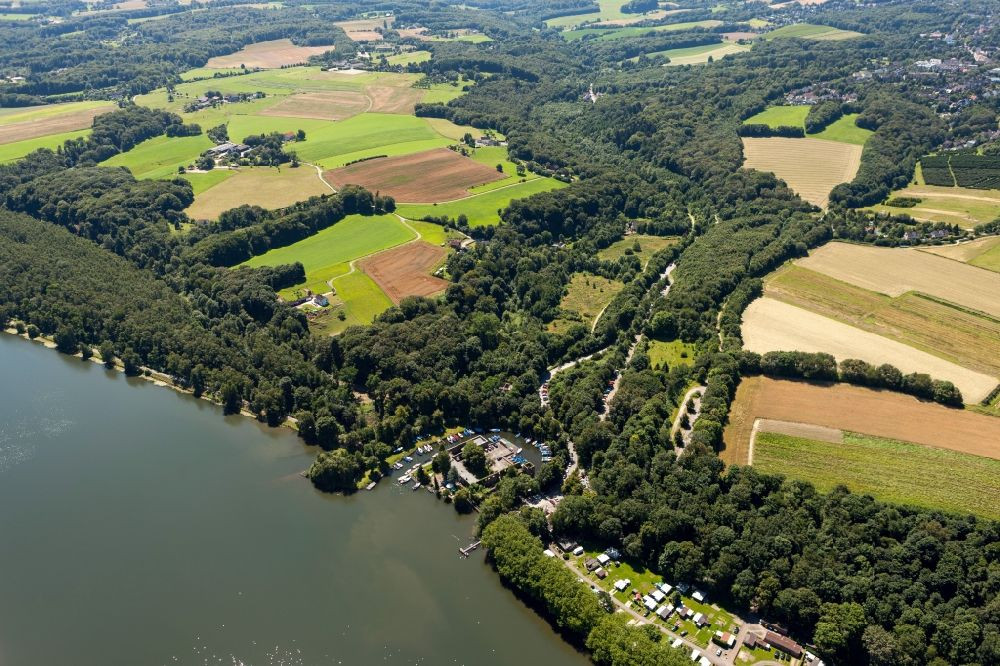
xmin=597 ymin=234 xmax=677 ymax=266
xmin=0 ymin=129 xmax=90 ymax=163
xmin=647 ymin=338 xmax=697 ymax=370
xmin=754 ymin=431 xmax=1000 ymax=520
xmin=971 ymin=242 xmax=1000 ymax=272
xmin=293 ymin=113 xmax=449 ymax=168
xmin=743 ymin=107 xmax=871 ymax=145
xmin=180 ymin=169 xmax=235 ymax=195
xmin=744 ymin=105 xmax=808 ymax=128
xmin=186 ymin=166 xmax=330 ymax=220
xmin=765 ymin=23 xmax=863 ymax=40
xmin=244 ymin=213 xmax=414 ymax=297
xmin=549 ymin=273 xmax=626 ymax=334
xmin=179 ymin=67 xmax=246 ymax=81
xmin=420 ymin=75 xmax=475 ymax=104
xmin=396 ymin=177 xmax=567 ymax=227
xmin=765 ymin=263 xmax=1000 ymax=377
xmin=406 ymin=219 xmax=460 ymax=246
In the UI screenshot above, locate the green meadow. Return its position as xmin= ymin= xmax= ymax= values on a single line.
xmin=180 ymin=169 xmax=236 ymax=195
xmin=294 ymin=113 xmax=451 ymax=168
xmin=0 ymin=100 xmax=112 ymax=125
xmin=396 ymin=177 xmax=567 ymax=227
xmin=385 ymin=50 xmax=432 ymax=66
xmin=744 ymin=106 xmax=872 ymax=145
xmin=563 ymin=20 xmax=722 ymax=41
xmin=754 ymin=431 xmax=1000 ymax=520
xmin=0 ymin=129 xmax=90 ymax=163
xmin=101 ymin=134 xmax=213 ymax=179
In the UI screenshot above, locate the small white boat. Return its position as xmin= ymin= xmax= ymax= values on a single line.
xmin=412 ymin=482 xmax=421 ymax=491
xmin=404 ymin=456 xmax=414 ymax=462
xmin=398 ymin=474 xmax=412 ymax=484
xmin=393 ymin=462 xmax=403 ymax=470
xmin=515 ymin=447 xmax=523 ymax=454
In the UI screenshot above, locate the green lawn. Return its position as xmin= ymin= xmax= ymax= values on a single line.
xmin=754 ymin=431 xmax=1000 ymax=520
xmin=397 ymin=177 xmax=566 ymax=227
xmin=324 ymin=268 xmax=394 ymax=334
xmin=180 ymin=169 xmax=236 ymax=194
xmin=406 ymin=219 xmax=460 ymax=246
xmin=0 ymin=12 xmax=32 ymax=20
xmin=743 ymin=105 xmax=809 ymax=128
xmin=743 ymin=107 xmax=871 ymax=145
xmin=597 ymin=234 xmax=678 ymax=266
xmin=244 ymin=213 xmax=415 ymax=298
xmin=765 ymin=23 xmax=863 ymax=40
xmin=643 ymin=42 xmax=749 ymax=65
xmin=179 ymin=66 xmax=247 ymax=81
xmin=421 ymin=75 xmax=475 ymax=105
xmin=101 ymin=134 xmax=214 ymax=179
xmin=549 ymin=273 xmax=626 ymax=334
xmin=0 ymin=129 xmax=90 ymax=163
xmin=646 ymin=338 xmax=696 ymax=371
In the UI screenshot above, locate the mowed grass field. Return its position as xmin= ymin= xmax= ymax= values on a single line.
xmin=920 ymin=236 xmax=1000 ymax=266
xmin=597 ymin=234 xmax=678 ymax=266
xmin=646 ymin=338 xmax=696 ymax=370
xmin=186 ymin=166 xmax=331 ymax=220
xmin=764 ymin=264 xmax=1000 ymax=379
xmin=742 ymin=137 xmax=863 ymax=207
xmin=548 ymin=273 xmax=626 ymax=334
xmin=796 ymin=242 xmax=1000 ymax=317
xmin=743 ymin=106 xmax=872 ymax=145
xmin=741 ymin=296 xmax=998 ymax=401
xmin=869 ymin=184 xmax=1000 ymax=228
xmin=765 ymin=23 xmax=863 ymax=40
xmin=754 ymin=430 xmax=1000 ymax=519
xmin=244 ymin=213 xmax=415 ymax=298
xmin=396 ymin=177 xmax=567 ymax=227
xmin=721 ymin=376 xmax=1000 ymax=466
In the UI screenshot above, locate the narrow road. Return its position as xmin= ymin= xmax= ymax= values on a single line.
xmin=305 ymin=162 xmax=336 ymax=193
xmin=671 ymin=385 xmax=706 ymax=451
xmin=660 ymin=262 xmax=677 ymax=297
xmin=539 ymin=345 xmax=613 ymax=406
xmin=599 ymin=334 xmax=642 ymax=421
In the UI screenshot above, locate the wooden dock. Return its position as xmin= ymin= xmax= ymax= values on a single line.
xmin=459 ymin=540 xmax=481 ymax=558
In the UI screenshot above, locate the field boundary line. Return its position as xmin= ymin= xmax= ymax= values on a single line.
xmin=398 ymin=176 xmax=545 ymax=206
xmin=747 ymin=417 xmax=761 ymax=465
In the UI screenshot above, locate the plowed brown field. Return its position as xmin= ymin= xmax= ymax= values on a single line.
xmin=324 ymin=148 xmax=504 ymax=202
xmin=722 ymin=376 xmax=1000 ymax=465
xmin=0 ymin=104 xmax=114 ymax=144
xmin=358 ymin=241 xmax=449 ymax=303
xmin=258 ymin=91 xmax=370 ymax=121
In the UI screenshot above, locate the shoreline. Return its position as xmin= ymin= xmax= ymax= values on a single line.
xmin=1 ymin=327 xmax=290 ymax=428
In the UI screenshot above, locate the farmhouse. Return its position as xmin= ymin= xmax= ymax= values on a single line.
xmin=311 ymin=294 xmax=329 ymax=307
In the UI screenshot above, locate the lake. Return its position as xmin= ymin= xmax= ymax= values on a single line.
xmin=0 ymin=334 xmax=589 ymax=666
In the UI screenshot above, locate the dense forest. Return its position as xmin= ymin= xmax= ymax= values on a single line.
xmin=0 ymin=0 xmax=998 ymax=664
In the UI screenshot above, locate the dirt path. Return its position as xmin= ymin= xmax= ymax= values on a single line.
xmin=306 ymin=162 xmax=337 ymax=193
xmin=591 ymin=301 xmax=611 ymax=333
xmin=671 ymin=385 xmax=706 ymax=452
xmin=402 ymin=176 xmax=546 ymax=207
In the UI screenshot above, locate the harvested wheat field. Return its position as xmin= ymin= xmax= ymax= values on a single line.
xmin=921 ymin=236 xmax=1000 ymax=264
xmin=324 ymin=148 xmax=505 ymax=202
xmin=358 ymin=241 xmax=449 ymax=303
xmin=258 ymin=91 xmax=370 ymax=121
xmin=796 ymin=242 xmax=1000 ymax=318
xmin=186 ymin=167 xmax=330 ymax=220
xmin=741 ymin=297 xmax=997 ymax=401
xmin=741 ymin=137 xmax=862 ymax=207
xmin=205 ymin=39 xmax=336 ymax=69
xmin=335 ymin=17 xmax=392 ymax=41
xmin=722 ymin=376 xmax=1000 ymax=465
xmin=0 ymin=103 xmax=114 ymax=145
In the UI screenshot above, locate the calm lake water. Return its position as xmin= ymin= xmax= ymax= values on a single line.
xmin=0 ymin=334 xmax=589 ymax=666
